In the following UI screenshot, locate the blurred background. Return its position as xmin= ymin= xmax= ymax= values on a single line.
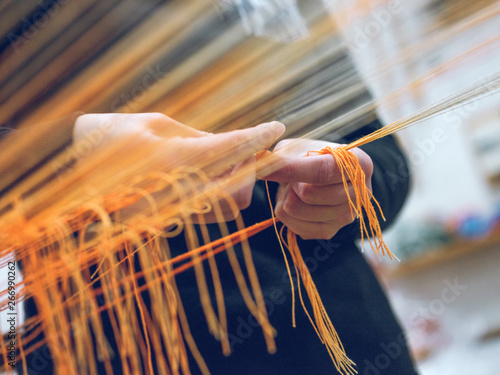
xmin=1 ymin=0 xmax=499 ymax=374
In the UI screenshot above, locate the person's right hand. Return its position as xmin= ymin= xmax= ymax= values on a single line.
xmin=73 ymin=113 xmax=285 ymax=222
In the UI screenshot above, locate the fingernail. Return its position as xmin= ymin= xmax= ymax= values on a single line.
xmin=264 ymin=121 xmax=285 ymax=138
xmin=253 ymin=122 xmax=285 ymax=147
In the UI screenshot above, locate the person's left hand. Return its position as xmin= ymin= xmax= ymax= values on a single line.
xmin=73 ymin=113 xmax=285 ymax=223
xmin=261 ymin=139 xmax=374 ymax=240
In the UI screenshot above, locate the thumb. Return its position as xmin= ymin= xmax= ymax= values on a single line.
xmin=193 ymin=121 xmax=285 ymax=175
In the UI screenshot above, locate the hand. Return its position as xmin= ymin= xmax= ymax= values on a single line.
xmin=262 ymin=139 xmax=373 ymax=240
xmin=73 ymin=113 xmax=285 ymax=222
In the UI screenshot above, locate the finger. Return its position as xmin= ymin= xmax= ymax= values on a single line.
xmin=262 ymin=153 xmax=343 ymax=185
xmin=278 ymin=184 xmax=354 ymax=223
xmin=207 ymin=121 xmax=285 ymax=156
xmin=255 ymin=150 xmax=272 ymax=160
xmin=195 ymin=121 xmax=285 ymax=175
xmin=189 ymin=156 xmax=257 ymax=224
xmin=273 ymin=138 xmax=332 ymax=154
xmin=229 ymin=156 xmax=257 ymax=210
xmin=147 ymin=113 xmax=206 ymax=138
xmin=291 ymin=182 xmax=357 ymax=206
xmin=262 ymin=145 xmax=374 ymax=186
xmin=275 ymin=201 xmax=344 ymax=240
xmin=257 ymin=138 xmax=331 ymax=180
xmin=348 ymin=147 xmax=374 ymax=185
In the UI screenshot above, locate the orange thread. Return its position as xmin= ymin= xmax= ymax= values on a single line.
xmin=308 ymin=146 xmax=394 ymax=259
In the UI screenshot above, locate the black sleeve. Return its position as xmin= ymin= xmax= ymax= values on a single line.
xmin=328 ymin=118 xmax=412 ymax=241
